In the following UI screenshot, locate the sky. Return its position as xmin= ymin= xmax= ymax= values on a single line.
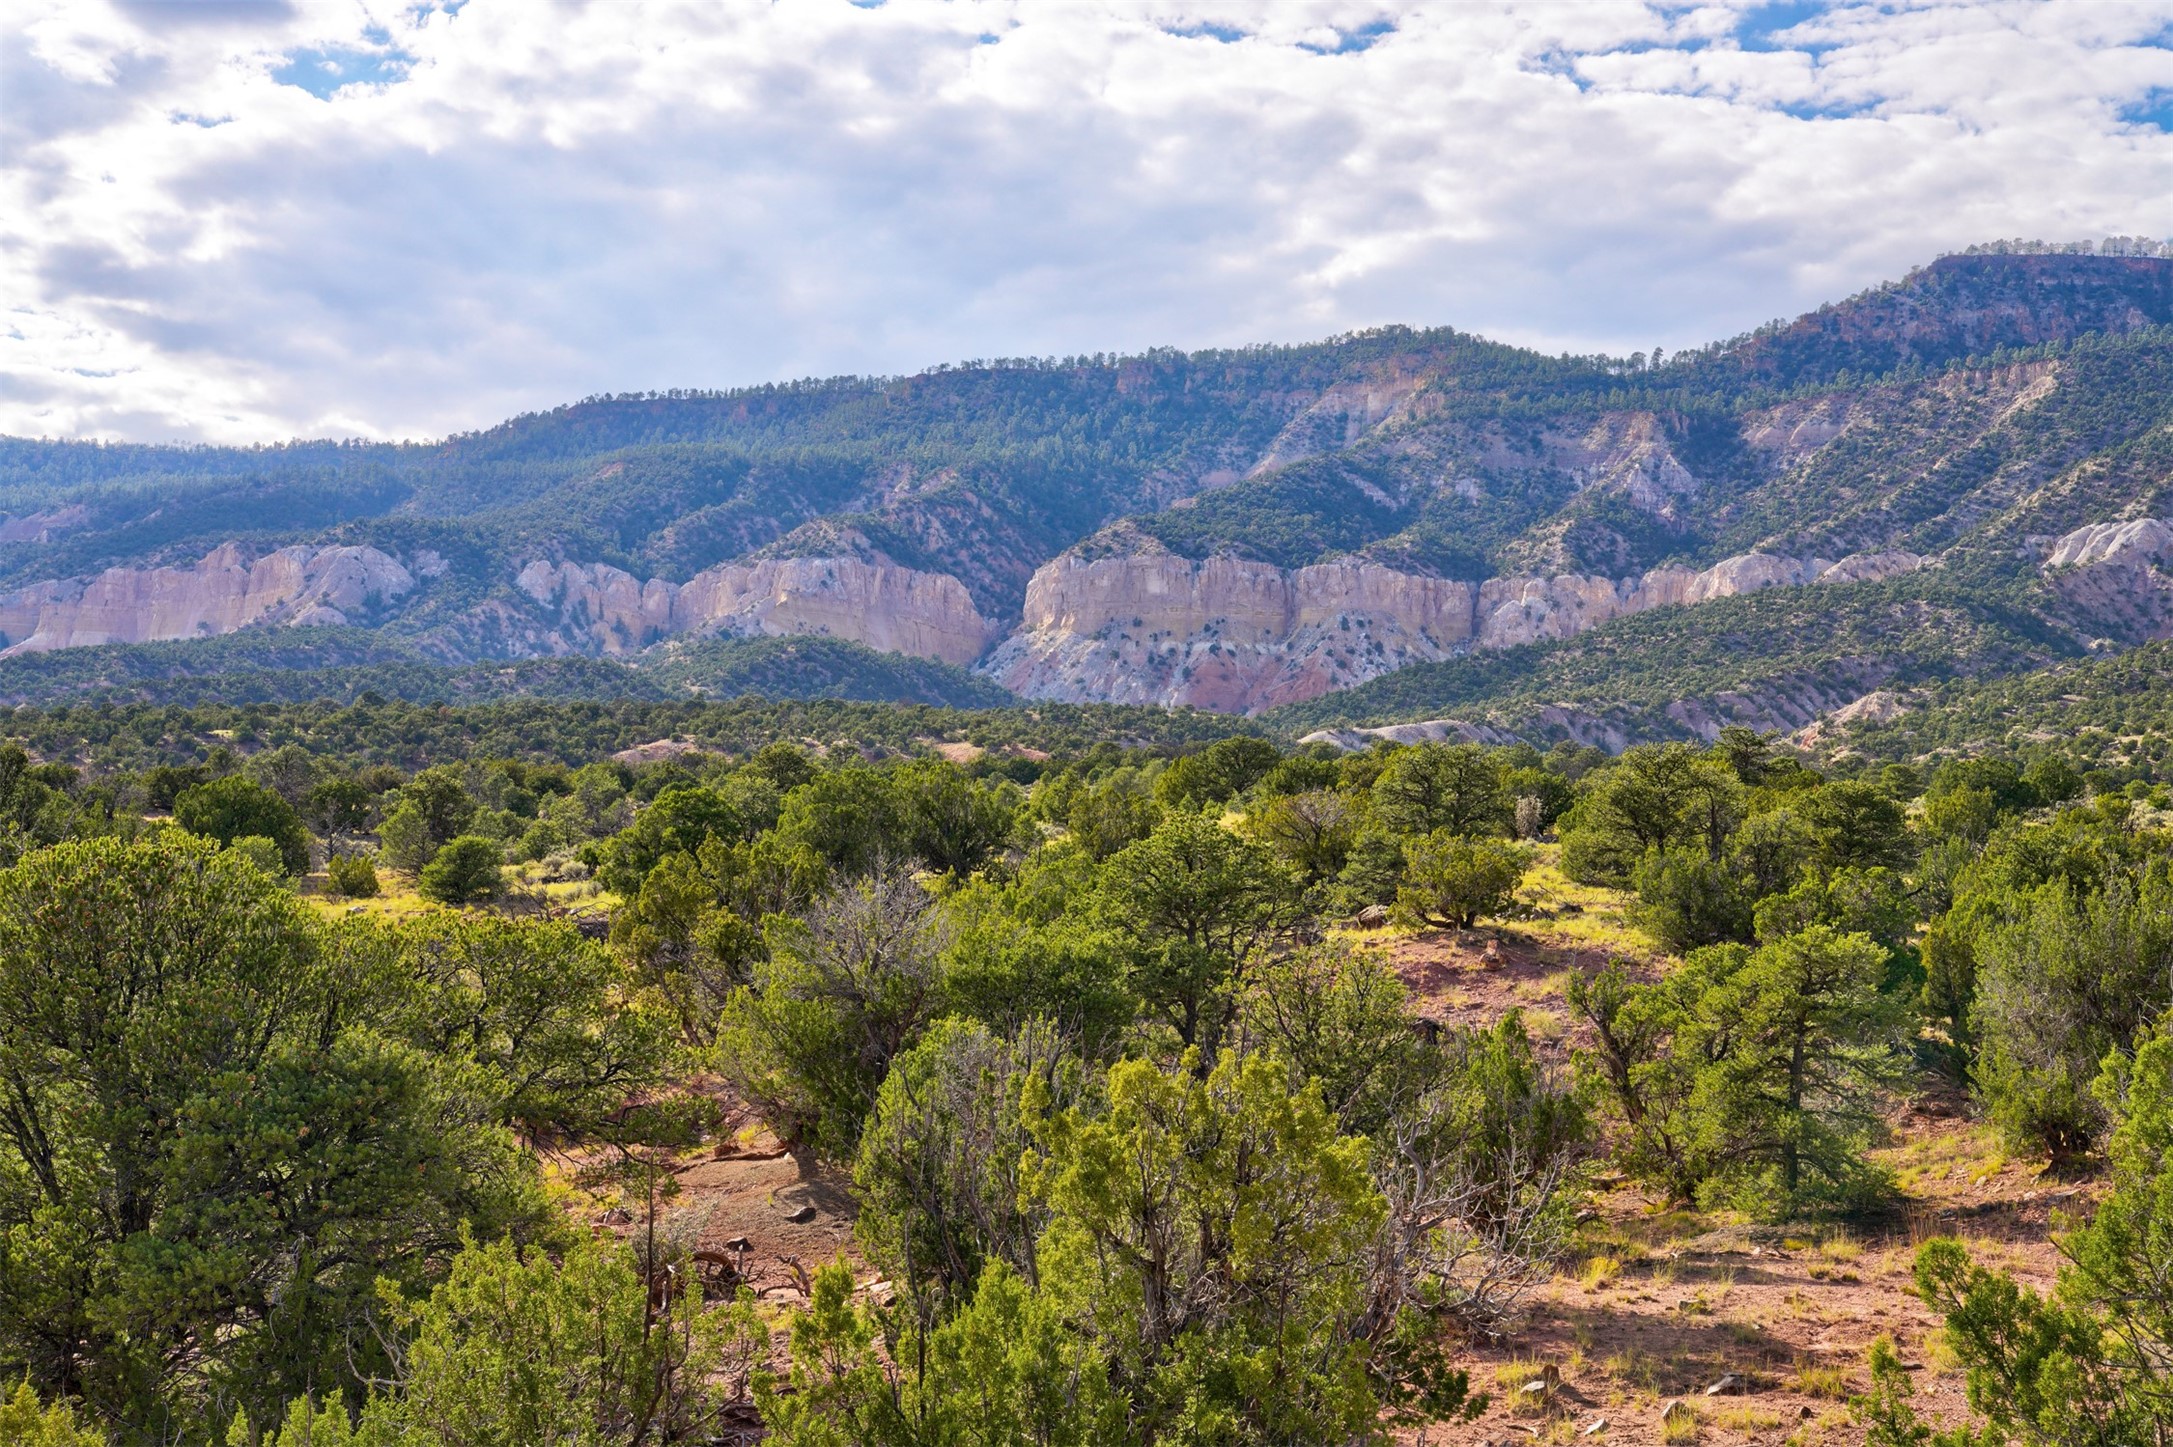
xmin=3 ymin=0 xmax=2171 ymax=445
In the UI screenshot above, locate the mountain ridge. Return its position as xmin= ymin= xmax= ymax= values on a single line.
xmin=2 ymin=248 xmax=2169 ymax=736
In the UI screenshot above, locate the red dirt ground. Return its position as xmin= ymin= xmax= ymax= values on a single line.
xmin=1374 ymin=919 xmax=2073 ymax=1447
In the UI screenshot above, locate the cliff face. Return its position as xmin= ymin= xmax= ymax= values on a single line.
xmin=1247 ymin=367 xmax=1431 ymax=476
xmin=2040 ymin=518 xmax=2173 ymax=641
xmin=983 ymin=547 xmax=1924 ymax=712
xmin=1550 ymin=411 xmax=1698 ymax=519
xmin=0 ymin=543 xmax=414 ymax=655
xmin=516 ymin=556 xmax=996 ymax=666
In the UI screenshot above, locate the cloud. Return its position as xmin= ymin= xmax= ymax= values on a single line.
xmin=2 ymin=0 xmax=2169 ymax=443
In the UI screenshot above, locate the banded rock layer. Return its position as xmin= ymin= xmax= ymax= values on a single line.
xmin=516 ymin=556 xmax=996 ymax=667
xmin=982 ymin=548 xmax=1924 ymax=713
xmin=0 ymin=543 xmax=414 ymax=656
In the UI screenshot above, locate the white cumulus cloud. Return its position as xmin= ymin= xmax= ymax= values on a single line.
xmin=2 ymin=0 xmax=2169 ymax=442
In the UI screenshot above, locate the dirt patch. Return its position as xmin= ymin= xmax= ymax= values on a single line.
xmin=1368 ymin=921 xmax=1658 ymax=1073
xmin=672 ymin=1141 xmax=860 ymax=1301
xmin=1365 ymin=913 xmax=2075 ymax=1445
xmin=611 ymin=737 xmax=718 ymax=766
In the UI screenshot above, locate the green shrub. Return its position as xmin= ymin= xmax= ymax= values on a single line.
xmin=226 ymin=835 xmax=288 ymax=879
xmin=1889 ymin=1034 xmax=2173 ymax=1444
xmin=339 ymin=1234 xmax=765 ymax=1446
xmin=172 ymin=775 xmax=311 ymax=875
xmin=1569 ymin=927 xmax=1910 ymax=1215
xmin=1632 ymin=845 xmax=1752 ymax=952
xmin=417 ymin=835 xmax=504 ymax=906
xmin=326 ymin=852 xmax=380 ymax=899
xmin=1394 ymin=832 xmax=1528 ymax=928
xmin=377 ymin=800 xmax=435 ymax=872
xmin=1371 ymin=742 xmax=1510 ymax=838
xmin=1971 ymin=875 xmax=2173 ymax=1161
xmin=0 ymin=1381 xmax=104 ymax=1447
xmin=717 ymin=869 xmax=947 ymax=1156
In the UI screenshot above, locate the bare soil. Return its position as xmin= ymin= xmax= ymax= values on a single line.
xmin=1376 ymin=915 xmax=2077 ymax=1447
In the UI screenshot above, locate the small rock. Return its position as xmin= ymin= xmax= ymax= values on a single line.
xmin=1704 ymin=1373 xmax=1740 ymax=1397
xmin=1580 ymin=1418 xmax=1606 ymax=1436
xmin=1518 ymin=1379 xmax=1550 ymax=1401
xmin=724 ymin=1236 xmax=752 ymax=1252
xmin=1660 ymin=1399 xmax=1694 ymax=1425
xmin=782 ymin=1203 xmax=817 ymax=1224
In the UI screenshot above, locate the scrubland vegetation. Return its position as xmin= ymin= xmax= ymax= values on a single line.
xmin=0 ymin=705 xmax=2170 ymax=1444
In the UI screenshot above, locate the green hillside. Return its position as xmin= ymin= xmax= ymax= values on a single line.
xmin=0 ymin=629 xmax=1015 ymax=711
xmin=0 ymin=247 xmax=2169 ymax=738
xmin=1263 ymin=569 xmax=2075 ymax=743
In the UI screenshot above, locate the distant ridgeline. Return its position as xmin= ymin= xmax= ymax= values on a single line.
xmin=5 ymin=242 xmax=2172 ymax=744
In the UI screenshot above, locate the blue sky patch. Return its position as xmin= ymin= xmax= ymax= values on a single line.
xmin=1774 ymin=93 xmax=1884 ymax=122
xmin=1735 ymin=0 xmax=1838 ymax=54
xmin=2124 ymin=86 xmax=2173 ymax=132
xmin=1165 ymin=23 xmax=1247 ymax=44
xmin=1523 ymin=47 xmax=1594 ymax=92
xmin=1298 ymin=20 xmax=1396 ymax=56
xmin=271 ymin=44 xmax=414 ymax=98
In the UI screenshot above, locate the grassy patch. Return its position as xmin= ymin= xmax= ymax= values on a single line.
xmin=1706 ymin=1402 xmax=1785 ymax=1431
xmin=1790 ymin=1362 xmax=1853 ymax=1400
xmin=1512 ymin=848 xmax=1656 ymax=958
xmin=1602 ymin=1347 xmax=1661 ymax=1391
xmin=1495 ymin=1358 xmax=1564 ymax=1416
xmin=1816 ymin=1232 xmax=1863 ymax=1264
xmin=1877 ymin=1122 xmax=2021 ymax=1196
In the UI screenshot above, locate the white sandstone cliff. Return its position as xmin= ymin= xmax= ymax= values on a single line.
xmin=516 ymin=555 xmax=996 ymax=667
xmin=2038 ymin=517 xmax=2173 ymax=640
xmin=0 ymin=543 xmax=415 ymax=655
xmin=983 ymin=547 xmax=1924 ymax=713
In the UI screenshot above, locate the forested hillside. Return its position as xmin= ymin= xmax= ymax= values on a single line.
xmin=0 ymin=629 xmax=1019 ymax=711
xmin=1 ymin=243 xmax=2169 ymax=732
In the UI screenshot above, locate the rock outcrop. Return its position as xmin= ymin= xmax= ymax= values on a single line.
xmin=983 ymin=547 xmax=1924 ymax=713
xmin=516 ymin=556 xmax=996 ymax=666
xmin=1296 ymin=718 xmax=1504 ymax=751
xmin=2039 ymin=517 xmax=2173 ymax=640
xmin=1792 ymin=690 xmax=1912 ymax=749
xmin=1550 ymin=412 xmax=1698 ymax=518
xmin=1247 ymin=368 xmax=1430 ymax=476
xmin=0 ymin=505 xmax=89 ymax=545
xmin=0 ymin=543 xmax=415 ymax=655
